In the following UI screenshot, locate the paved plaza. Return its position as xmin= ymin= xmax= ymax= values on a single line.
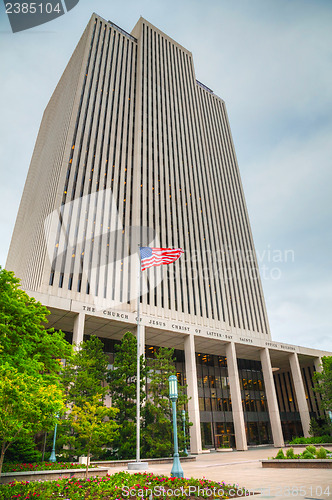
xmin=111 ymin=447 xmax=332 ymax=500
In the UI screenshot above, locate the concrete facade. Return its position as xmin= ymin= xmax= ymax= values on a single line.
xmin=6 ymin=14 xmax=331 ymax=451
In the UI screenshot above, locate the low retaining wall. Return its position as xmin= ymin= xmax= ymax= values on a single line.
xmin=0 ymin=467 xmax=109 ymax=485
xmin=261 ymin=459 xmax=332 ymax=469
xmin=92 ymin=456 xmax=196 ymax=467
xmin=0 ymin=456 xmax=196 ymax=484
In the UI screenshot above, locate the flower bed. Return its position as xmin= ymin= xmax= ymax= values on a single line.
xmin=0 ymin=467 xmax=109 ymax=485
xmin=2 ymin=462 xmax=98 ymax=473
xmin=0 ymin=471 xmax=250 ymax=499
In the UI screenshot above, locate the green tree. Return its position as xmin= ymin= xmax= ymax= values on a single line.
xmin=309 ymin=417 xmax=322 ymax=437
xmin=309 ymin=416 xmax=331 ymax=437
xmin=0 ymin=267 xmax=72 ymax=381
xmin=58 ymin=336 xmax=111 ymax=460
xmin=108 ymin=332 xmax=148 ymax=459
xmin=62 ymin=335 xmax=109 ymax=406
xmin=3 ymin=434 xmax=42 ymax=464
xmin=0 ymin=363 xmax=65 ymax=476
xmin=70 ymin=395 xmax=118 ymax=478
xmin=0 ymin=268 xmax=72 ymax=467
xmin=143 ymin=347 xmax=191 ymax=458
xmin=314 ymin=356 xmax=332 ymax=413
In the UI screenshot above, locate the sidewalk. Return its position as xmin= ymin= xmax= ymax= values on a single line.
xmin=109 ymin=447 xmax=332 ymax=500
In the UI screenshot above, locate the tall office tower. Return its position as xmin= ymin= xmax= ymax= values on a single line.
xmin=7 ymin=14 xmax=330 ymax=452
xmin=7 ymin=13 xmax=269 ymax=338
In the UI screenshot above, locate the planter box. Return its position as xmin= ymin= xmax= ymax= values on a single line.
xmin=285 ymin=443 xmax=332 ymax=448
xmin=217 ymin=448 xmax=233 ymax=452
xmin=261 ymin=459 xmax=332 ymax=469
xmin=0 ymin=467 xmax=110 ymax=485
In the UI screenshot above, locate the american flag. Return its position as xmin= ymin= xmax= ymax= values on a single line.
xmin=140 ymin=247 xmax=184 ymax=271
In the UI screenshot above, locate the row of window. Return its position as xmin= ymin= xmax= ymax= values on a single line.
xmin=274 ymin=367 xmax=322 ymax=419
xmin=199 ymin=397 xmax=232 ymax=412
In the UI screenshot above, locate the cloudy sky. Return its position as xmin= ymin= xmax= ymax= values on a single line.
xmin=0 ymin=0 xmax=331 ymax=351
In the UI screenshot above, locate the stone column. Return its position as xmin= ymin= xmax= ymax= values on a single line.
xmin=226 ymin=342 xmax=247 ymax=450
xmin=289 ymin=353 xmax=310 ymax=437
xmin=314 ymin=357 xmax=322 ymax=374
xmin=260 ymin=348 xmax=284 ymax=447
xmin=72 ymin=312 xmax=85 ymax=350
xmin=184 ymin=334 xmax=202 ymax=454
xmin=313 ymin=356 xmax=325 ymax=420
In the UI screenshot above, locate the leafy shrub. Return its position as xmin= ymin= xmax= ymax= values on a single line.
xmin=316 ymin=447 xmax=327 ymax=459
xmin=286 ymin=448 xmax=296 ymax=459
xmin=301 ymin=450 xmax=315 ymax=459
xmin=275 ymin=449 xmax=285 ymax=459
xmin=289 ymin=435 xmax=332 ymax=445
xmin=305 ymin=445 xmax=317 ymax=455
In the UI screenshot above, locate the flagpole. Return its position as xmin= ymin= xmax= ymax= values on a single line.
xmin=128 ymin=246 xmax=183 ymax=471
xmin=136 ymin=247 xmax=141 ymax=463
xmin=128 ymin=246 xmax=147 ymax=470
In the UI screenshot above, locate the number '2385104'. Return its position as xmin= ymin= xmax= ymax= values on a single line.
xmin=3 ymin=0 xmax=80 ymax=33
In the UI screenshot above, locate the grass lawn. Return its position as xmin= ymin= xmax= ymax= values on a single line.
xmin=0 ymin=471 xmax=249 ymax=499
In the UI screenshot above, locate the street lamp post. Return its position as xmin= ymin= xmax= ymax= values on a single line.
xmin=168 ymin=375 xmax=184 ymax=478
xmin=49 ymin=416 xmax=58 ymax=462
xmin=181 ymin=410 xmax=188 ymax=456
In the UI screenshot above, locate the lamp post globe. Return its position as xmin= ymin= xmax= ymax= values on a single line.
xmin=168 ymin=375 xmax=178 ymax=400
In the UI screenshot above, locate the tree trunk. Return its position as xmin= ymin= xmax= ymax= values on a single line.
xmin=0 ymin=442 xmax=7 ymax=477
xmin=85 ymin=451 xmax=90 ymax=479
xmin=41 ymin=432 xmax=48 ymax=462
